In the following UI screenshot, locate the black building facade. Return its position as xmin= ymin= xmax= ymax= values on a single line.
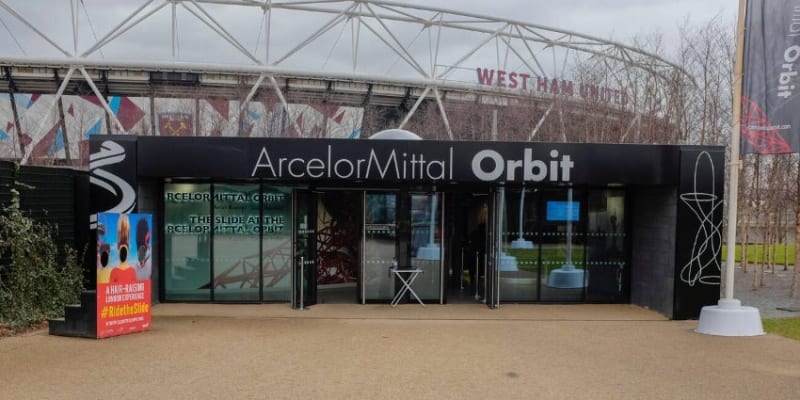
xmin=90 ymin=135 xmax=724 ymax=319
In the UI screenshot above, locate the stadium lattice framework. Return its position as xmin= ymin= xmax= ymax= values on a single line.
xmin=0 ymin=0 xmax=692 ymax=165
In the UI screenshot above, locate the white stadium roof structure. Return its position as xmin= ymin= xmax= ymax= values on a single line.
xmin=0 ymin=0 xmax=692 ymax=164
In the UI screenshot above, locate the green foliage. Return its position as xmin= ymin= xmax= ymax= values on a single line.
xmin=721 ymin=244 xmax=796 ymax=265
xmin=0 ymin=191 xmax=83 ymax=328
xmin=763 ymin=318 xmax=800 ymax=341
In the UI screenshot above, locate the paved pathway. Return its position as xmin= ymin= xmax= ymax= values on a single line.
xmin=732 ymin=264 xmax=800 ymax=318
xmin=1 ymin=303 xmax=799 ymax=400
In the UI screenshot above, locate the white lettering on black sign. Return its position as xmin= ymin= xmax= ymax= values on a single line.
xmin=251 ymin=145 xmax=454 ymax=181
xmin=251 ymin=145 xmax=573 ymax=183
xmin=470 ymin=149 xmax=573 ymax=182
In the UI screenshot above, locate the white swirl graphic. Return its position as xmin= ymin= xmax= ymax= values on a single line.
xmin=89 ymin=140 xmax=136 ymax=228
xmin=679 ymin=151 xmax=722 ymax=286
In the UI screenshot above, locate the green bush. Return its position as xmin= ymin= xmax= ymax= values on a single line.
xmin=0 ymin=189 xmax=83 ymax=328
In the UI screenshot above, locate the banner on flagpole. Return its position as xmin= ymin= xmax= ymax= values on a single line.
xmin=741 ymin=0 xmax=800 ymax=154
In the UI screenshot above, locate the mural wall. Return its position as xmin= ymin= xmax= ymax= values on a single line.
xmin=0 ymin=94 xmax=364 ymax=163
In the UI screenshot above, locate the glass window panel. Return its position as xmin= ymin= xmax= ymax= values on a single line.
xmin=261 ymin=186 xmax=292 ymax=302
xmin=540 ymin=188 xmax=586 ymax=302
xmin=586 ymin=190 xmax=627 ymax=302
xmin=164 ymin=183 xmax=211 ymax=301
xmin=500 ymin=187 xmax=539 ymax=302
xmin=364 ymin=192 xmax=397 ymax=301
xmin=212 ymin=183 xmax=261 ymax=301
xmin=409 ymin=193 xmax=442 ymax=301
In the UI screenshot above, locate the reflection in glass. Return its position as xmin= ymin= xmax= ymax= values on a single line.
xmin=586 ymin=190 xmax=627 ymax=302
xmin=316 ymin=192 xmax=361 ymax=303
xmin=510 ymin=187 xmax=535 ymax=250
xmin=164 ymin=183 xmax=211 ymax=301
xmin=364 ymin=192 xmax=397 ymax=301
xmin=500 ymin=188 xmax=539 ymax=302
xmin=212 ymin=183 xmax=260 ymax=301
xmin=546 ymin=187 xmax=585 ymax=289
xmin=410 ymin=193 xmax=441 ymax=300
xmin=540 ymin=188 xmax=585 ymax=302
xmin=261 ymin=186 xmax=292 ymax=302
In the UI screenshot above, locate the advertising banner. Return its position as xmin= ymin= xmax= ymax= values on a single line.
xmin=741 ymin=0 xmax=800 ymax=154
xmin=96 ymin=212 xmax=152 ymax=338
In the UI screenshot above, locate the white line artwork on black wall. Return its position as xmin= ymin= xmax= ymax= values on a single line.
xmin=679 ymin=151 xmax=723 ymax=286
xmin=89 ymin=140 xmax=136 ymax=229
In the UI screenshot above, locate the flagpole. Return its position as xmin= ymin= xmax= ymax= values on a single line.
xmin=724 ymin=0 xmax=747 ymax=301
xmin=695 ymin=0 xmax=763 ymax=336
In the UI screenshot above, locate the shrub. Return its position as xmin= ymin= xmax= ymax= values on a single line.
xmin=0 ymin=188 xmax=84 ymax=328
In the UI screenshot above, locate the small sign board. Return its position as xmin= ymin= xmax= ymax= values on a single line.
xmin=96 ymin=212 xmax=152 ymax=338
xmin=546 ymin=201 xmax=580 ymax=222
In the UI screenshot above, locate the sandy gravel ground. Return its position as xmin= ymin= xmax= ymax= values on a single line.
xmin=2 ymin=303 xmax=799 ymax=400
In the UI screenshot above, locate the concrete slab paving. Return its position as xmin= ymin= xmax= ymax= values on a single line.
xmin=2 ymin=303 xmax=800 ymax=400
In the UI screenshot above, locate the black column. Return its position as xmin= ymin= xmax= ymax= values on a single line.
xmin=672 ymin=147 xmax=725 ymax=319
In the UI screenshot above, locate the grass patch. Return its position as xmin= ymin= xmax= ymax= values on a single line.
xmin=722 ymin=244 xmax=795 ymax=266
xmin=763 ymin=318 xmax=800 ymax=340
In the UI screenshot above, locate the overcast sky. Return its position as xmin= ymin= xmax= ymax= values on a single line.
xmin=0 ymin=0 xmax=738 ymax=81
xmin=412 ymin=0 xmax=737 ymax=40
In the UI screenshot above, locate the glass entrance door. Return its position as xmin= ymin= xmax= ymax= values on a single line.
xmin=484 ymin=186 xmax=502 ymax=308
xmin=498 ymin=186 xmax=540 ymax=302
xmin=292 ymin=189 xmax=317 ymax=308
xmin=361 ymin=191 xmax=445 ymax=304
xmin=315 ymin=191 xmax=362 ymax=304
xmin=444 ymin=191 xmax=489 ymax=303
xmin=409 ymin=192 xmax=444 ymax=303
xmin=363 ymin=191 xmax=398 ymax=303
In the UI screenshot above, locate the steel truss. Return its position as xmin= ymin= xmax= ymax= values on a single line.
xmin=0 ymin=0 xmax=690 ymax=164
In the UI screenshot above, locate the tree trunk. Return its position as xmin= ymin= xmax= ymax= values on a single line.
xmin=784 ymin=209 xmax=789 ymax=271
xmin=741 ymin=203 xmax=749 ymax=273
xmin=792 ymin=159 xmax=800 ymax=297
xmin=740 ymin=156 xmax=752 ymax=273
xmin=763 ymin=211 xmax=769 ymax=275
xmin=766 ymin=210 xmax=773 ymax=275
xmin=753 ymin=155 xmax=761 ymax=290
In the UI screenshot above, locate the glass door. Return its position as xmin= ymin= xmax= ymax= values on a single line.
xmin=444 ymin=191 xmax=489 ymax=303
xmin=498 ymin=186 xmax=540 ymax=302
xmin=363 ymin=191 xmax=398 ymax=303
xmin=315 ymin=191 xmax=362 ymax=304
xmin=484 ymin=186 xmax=502 ymax=308
xmin=409 ymin=192 xmax=444 ymax=303
xmin=585 ymin=189 xmax=627 ymax=302
xmin=292 ymin=189 xmax=317 ymax=308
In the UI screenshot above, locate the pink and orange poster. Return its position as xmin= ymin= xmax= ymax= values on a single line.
xmin=96 ymin=212 xmax=152 ymax=338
